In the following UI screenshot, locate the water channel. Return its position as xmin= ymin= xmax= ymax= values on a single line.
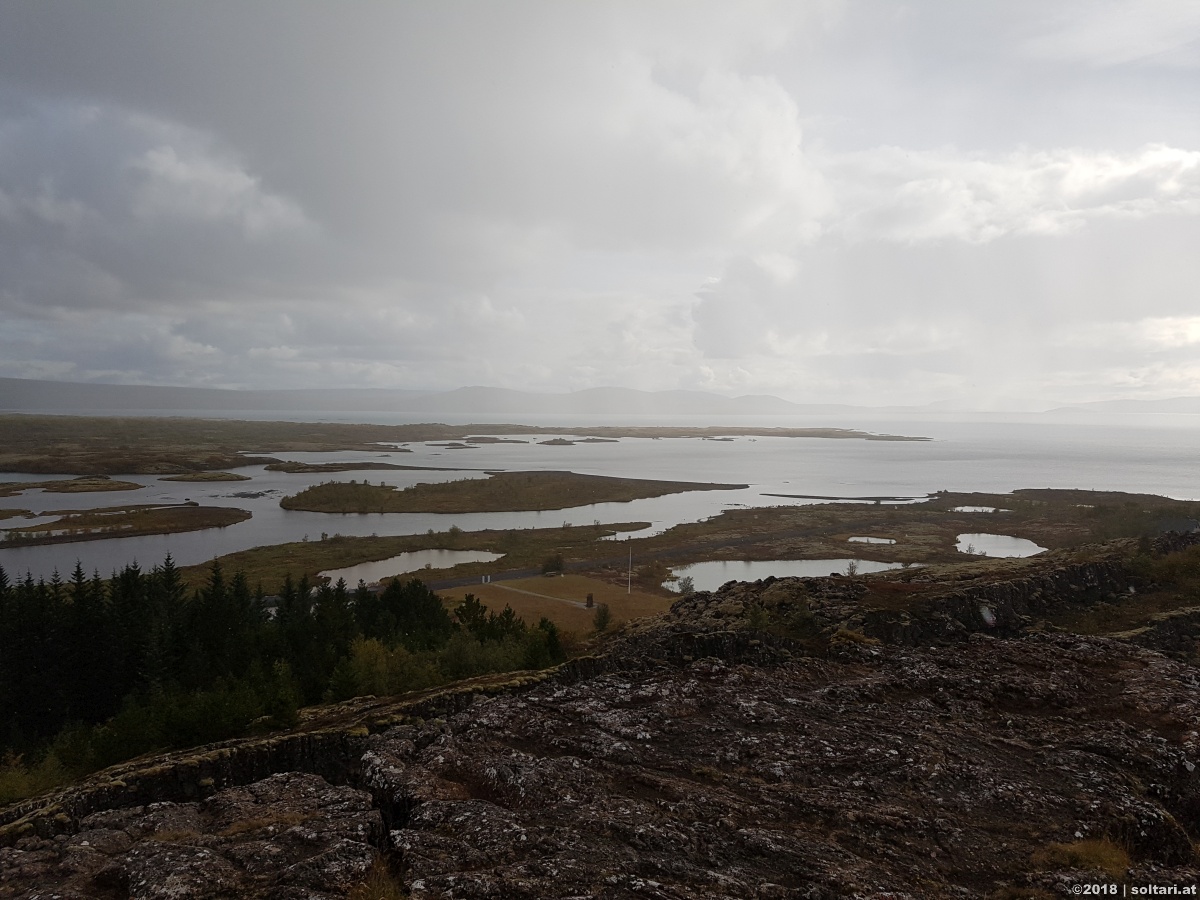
xmin=3 ymin=415 xmax=1197 ymax=580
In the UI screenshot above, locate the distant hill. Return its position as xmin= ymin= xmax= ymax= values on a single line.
xmin=1047 ymin=397 xmax=1200 ymax=415
xmin=0 ymin=377 xmax=850 ymax=417
xmin=393 ymin=386 xmax=858 ymax=416
xmin=0 ymin=378 xmax=434 ymax=412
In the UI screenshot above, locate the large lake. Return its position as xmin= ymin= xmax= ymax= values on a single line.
xmin=2 ymin=412 xmax=1197 ymax=581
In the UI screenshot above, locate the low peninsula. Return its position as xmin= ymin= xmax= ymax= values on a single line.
xmin=0 ymin=415 xmax=928 ymax=476
xmin=263 ymin=461 xmax=450 ymax=474
xmin=1 ymin=503 xmax=251 ymax=548
xmin=159 ymin=471 xmax=251 ymax=482
xmin=280 ymin=470 xmax=747 ymax=514
xmin=0 ymin=475 xmax=143 ymax=497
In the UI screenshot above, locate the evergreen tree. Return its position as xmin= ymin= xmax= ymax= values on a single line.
xmin=145 ymin=555 xmax=187 ymax=694
xmin=378 ymin=578 xmax=453 ymax=650
xmin=66 ymin=561 xmax=117 ymax=721
xmin=454 ymin=593 xmax=488 ymax=637
xmin=296 ymin=579 xmax=356 ymax=698
xmin=276 ymin=574 xmax=325 ymax=700
xmin=182 ymin=562 xmax=263 ymax=688
xmin=108 ymin=562 xmax=153 ymax=697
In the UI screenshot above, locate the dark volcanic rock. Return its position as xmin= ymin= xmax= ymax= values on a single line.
xmin=0 ymin=773 xmax=379 ymax=899
xmin=359 ymin=633 xmax=1200 ymax=898
xmin=3 ymin=535 xmax=1200 ymax=897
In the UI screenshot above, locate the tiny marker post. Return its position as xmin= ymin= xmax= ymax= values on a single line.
xmin=627 ymin=542 xmax=632 ymax=595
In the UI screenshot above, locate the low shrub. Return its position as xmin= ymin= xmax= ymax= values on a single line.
xmin=1032 ymin=838 xmax=1130 ymax=879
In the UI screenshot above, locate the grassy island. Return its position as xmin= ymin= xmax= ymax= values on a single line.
xmin=1 ymin=503 xmax=251 ymax=548
xmin=264 ymin=460 xmax=440 ymax=474
xmin=280 ymin=470 xmax=747 ymax=514
xmin=0 ymin=415 xmax=928 ymax=475
xmin=158 ymin=471 xmax=252 ymax=482
xmin=0 ymin=475 xmax=143 ymax=497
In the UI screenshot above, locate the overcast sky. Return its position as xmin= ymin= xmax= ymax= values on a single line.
xmin=0 ymin=1 xmax=1197 ymax=408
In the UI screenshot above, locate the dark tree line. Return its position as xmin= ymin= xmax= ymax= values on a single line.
xmin=0 ymin=556 xmax=563 ymax=799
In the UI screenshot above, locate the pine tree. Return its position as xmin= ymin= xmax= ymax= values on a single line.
xmin=379 ymin=578 xmax=453 ymax=651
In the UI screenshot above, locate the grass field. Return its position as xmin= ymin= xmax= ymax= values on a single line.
xmin=176 ymin=521 xmax=649 ymax=592
xmin=280 ymin=470 xmax=745 ymax=514
xmin=441 ymin=574 xmax=675 ymax=634
xmin=174 ymin=487 xmax=1200 ymax=595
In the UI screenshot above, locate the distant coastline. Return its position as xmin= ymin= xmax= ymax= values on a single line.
xmin=0 ymin=415 xmax=930 ymax=477
xmin=4 ymin=376 xmax=1199 ymax=419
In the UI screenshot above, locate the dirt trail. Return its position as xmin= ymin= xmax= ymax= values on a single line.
xmin=488 ymin=581 xmax=589 ymax=608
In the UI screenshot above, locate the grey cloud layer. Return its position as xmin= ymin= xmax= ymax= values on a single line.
xmin=0 ymin=1 xmax=1197 ymax=405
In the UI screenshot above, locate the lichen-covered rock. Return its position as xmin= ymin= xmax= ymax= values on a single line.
xmin=4 ymin=535 xmax=1200 ymax=898
xmin=349 ymin=631 xmax=1200 ymax=898
xmin=0 ymin=773 xmax=379 ymax=898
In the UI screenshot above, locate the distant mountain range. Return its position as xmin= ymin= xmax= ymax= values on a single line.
xmin=1047 ymin=397 xmax=1200 ymax=415
xmin=3 ymin=377 xmax=1198 ymax=417
xmin=390 ymin=386 xmax=856 ymax=416
xmin=0 ymin=378 xmax=859 ymax=416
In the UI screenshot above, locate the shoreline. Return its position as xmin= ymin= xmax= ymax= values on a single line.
xmin=0 ymin=504 xmax=251 ymax=549
xmin=0 ymin=414 xmax=930 ymax=476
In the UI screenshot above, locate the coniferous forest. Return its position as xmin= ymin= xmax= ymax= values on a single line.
xmin=0 ymin=556 xmax=563 ymax=803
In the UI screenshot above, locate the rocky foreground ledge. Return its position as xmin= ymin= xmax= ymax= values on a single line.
xmin=3 ymin=536 xmax=1200 ymax=898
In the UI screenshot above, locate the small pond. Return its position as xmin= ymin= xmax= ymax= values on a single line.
xmin=668 ymin=558 xmax=904 ymax=592
xmin=952 ymin=506 xmax=1008 ymax=513
xmin=956 ymin=533 xmax=1045 ymax=558
xmin=848 ymin=536 xmax=896 ymax=544
xmin=320 ymin=549 xmax=504 ymax=585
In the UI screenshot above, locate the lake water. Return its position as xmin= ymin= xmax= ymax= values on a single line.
xmin=956 ymin=533 xmax=1047 ymax=558
xmin=2 ymin=413 xmax=1197 ymax=581
xmin=670 ymin=558 xmax=904 ymax=591
xmin=320 ymin=549 xmax=504 ymax=585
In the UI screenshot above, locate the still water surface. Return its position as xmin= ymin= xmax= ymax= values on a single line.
xmin=2 ymin=415 xmax=1197 ymax=580
xmin=319 ymin=549 xmax=504 ymax=585
xmin=956 ymin=533 xmax=1047 ymax=558
xmin=670 ymin=558 xmax=903 ymax=592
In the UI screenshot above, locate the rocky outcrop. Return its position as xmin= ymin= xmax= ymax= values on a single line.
xmin=0 ymin=773 xmax=379 ymax=898
xmin=3 ymin=535 xmax=1200 ymax=897
xmin=356 ymin=632 xmax=1200 ymax=898
xmin=664 ymin=533 xmax=1199 ymax=647
xmin=1120 ymin=606 xmax=1200 ymax=656
xmin=858 ymin=552 xmax=1135 ymax=644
